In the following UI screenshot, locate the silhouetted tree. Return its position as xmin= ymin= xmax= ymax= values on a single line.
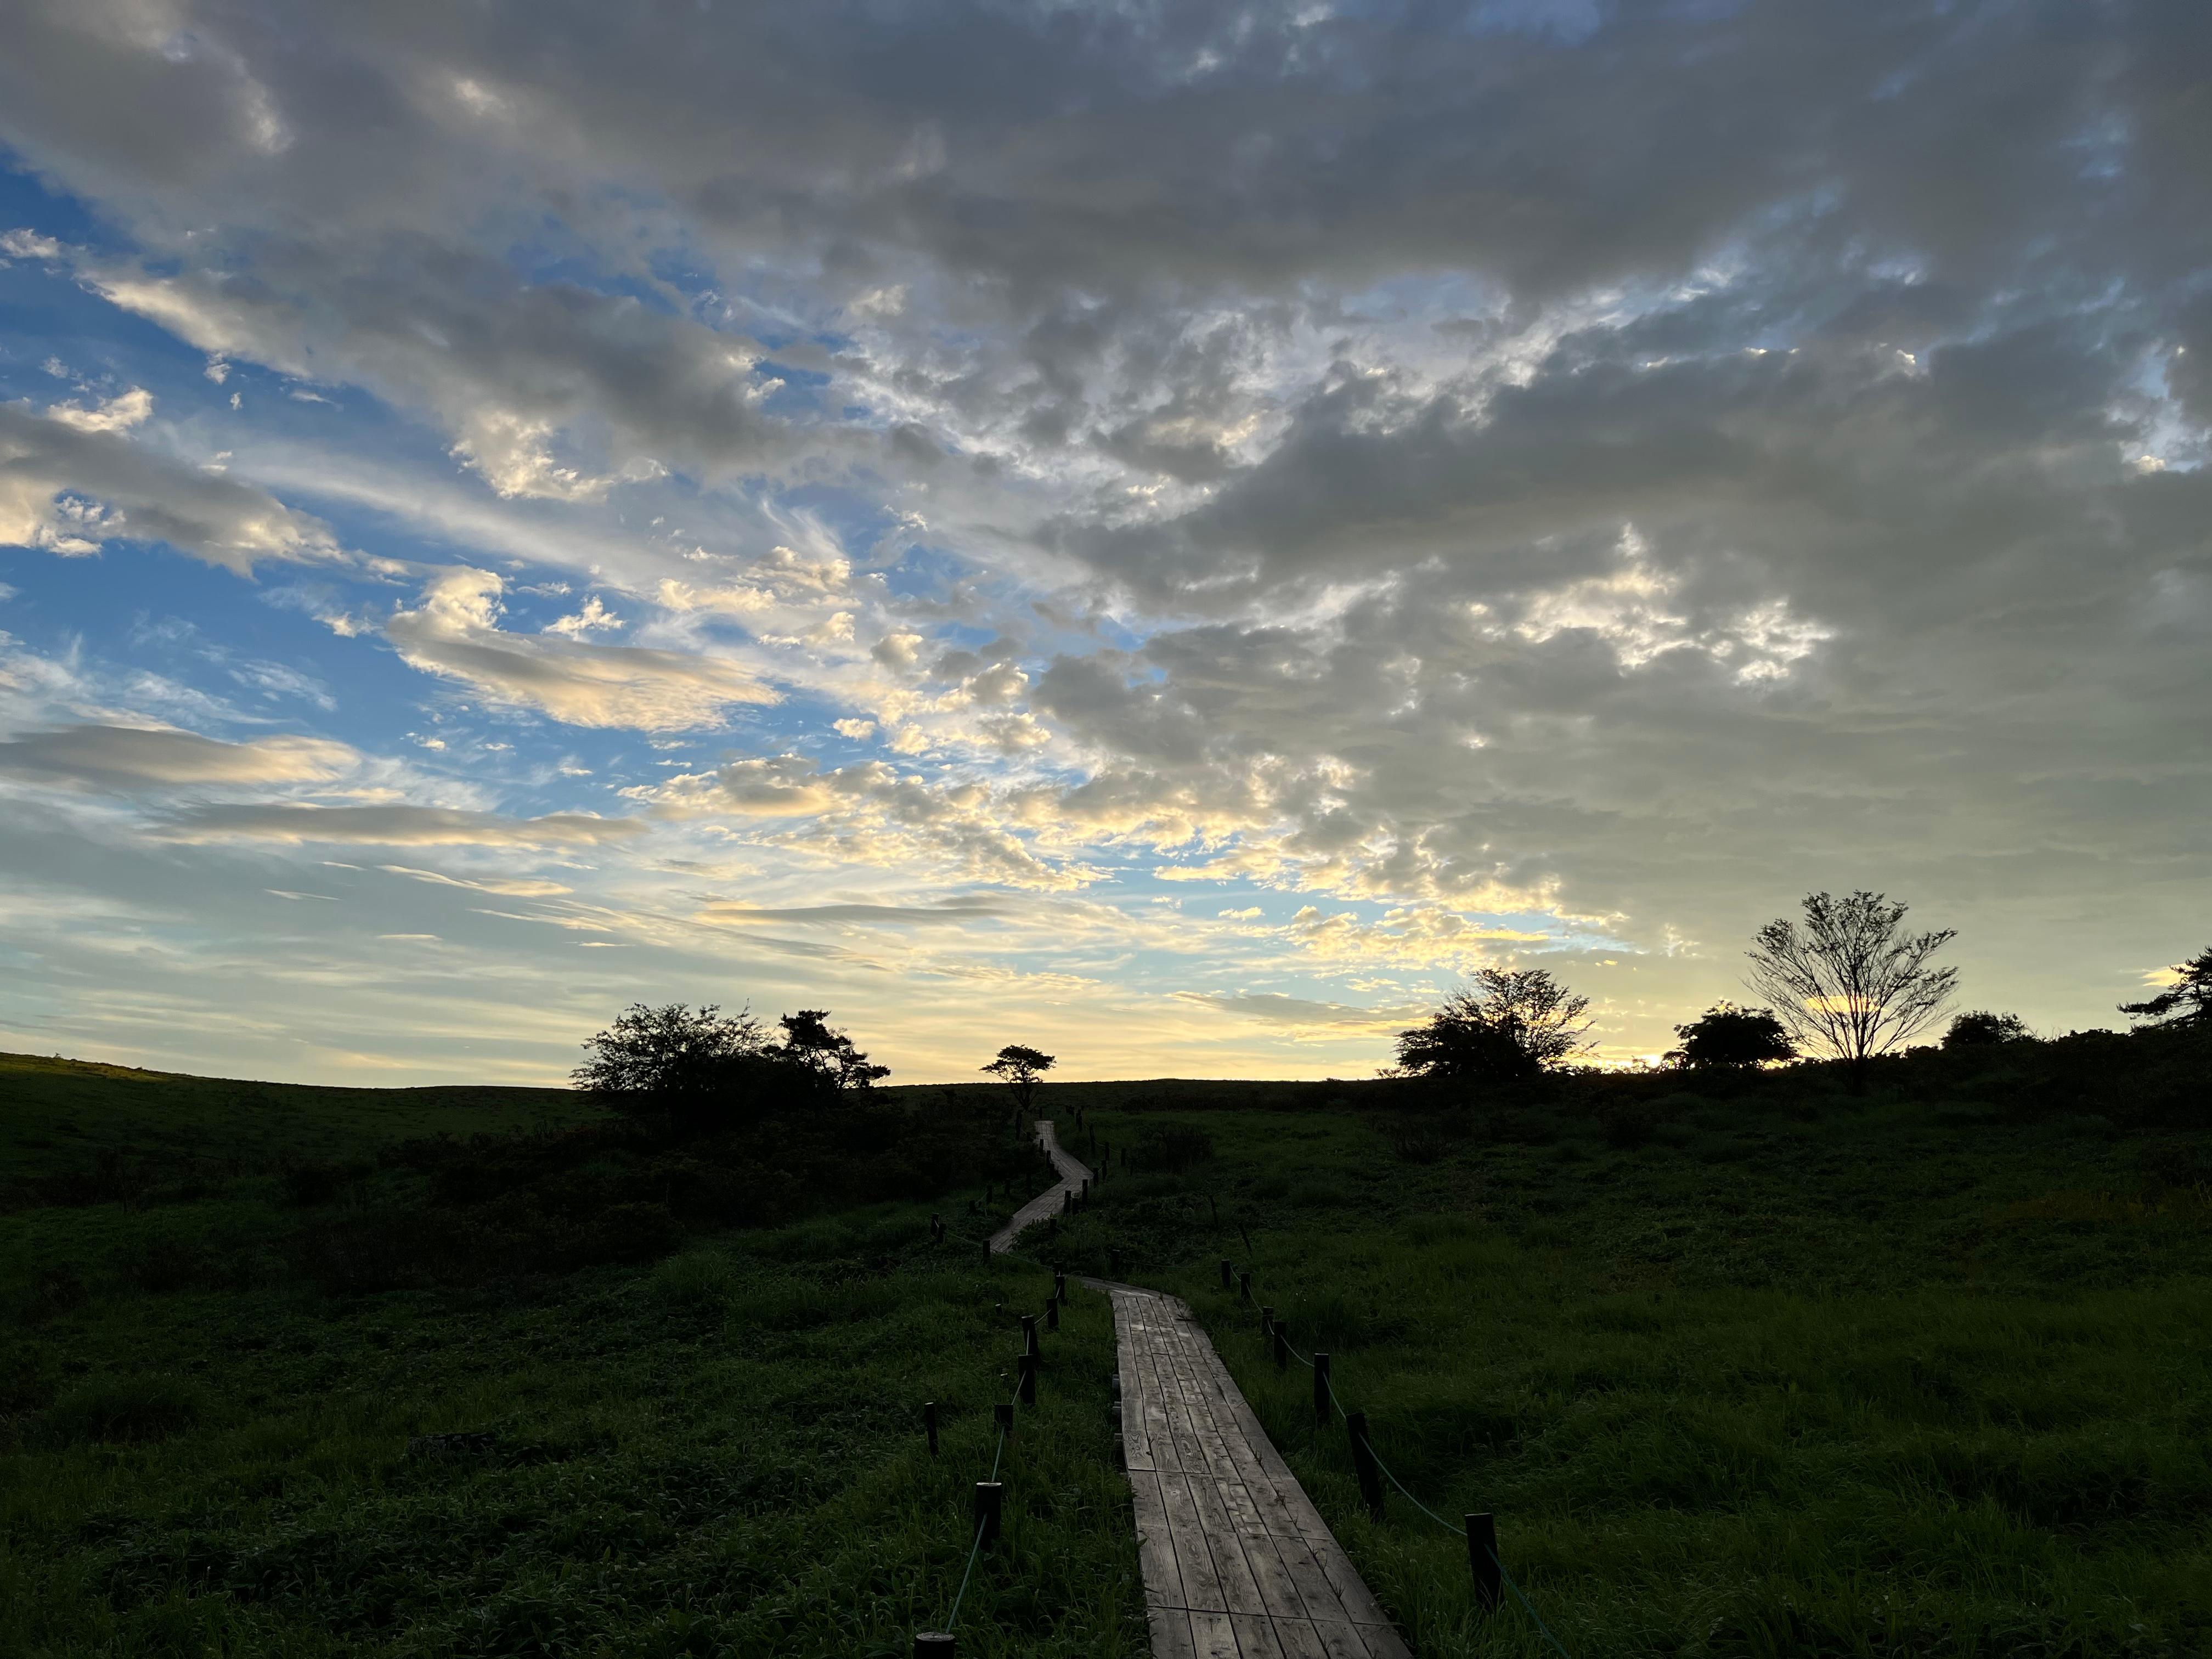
xmin=1666 ymin=1003 xmax=1796 ymax=1069
xmin=1746 ymin=891 xmax=1957 ymax=1091
xmin=1395 ymin=968 xmax=1592 ymax=1084
xmin=1944 ymin=1009 xmax=2031 ymax=1047
xmin=2119 ymin=947 xmax=2212 ymax=1028
xmin=778 ymin=1009 xmax=890 ymax=1090
xmin=573 ymin=1003 xmax=781 ymax=1136
xmin=981 ymin=1044 xmax=1056 ymax=1113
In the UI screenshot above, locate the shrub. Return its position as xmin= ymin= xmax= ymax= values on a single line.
xmin=43 ymin=1376 xmax=205 ymax=1444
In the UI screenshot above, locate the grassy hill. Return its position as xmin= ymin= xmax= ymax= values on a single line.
xmin=4 ymin=1033 xmax=2211 ymax=1656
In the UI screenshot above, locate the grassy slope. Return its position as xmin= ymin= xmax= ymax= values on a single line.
xmin=1014 ymin=1081 xmax=2212 ymax=1657
xmin=0 ymin=1056 xmax=1138 ymax=1659
xmin=7 ymin=1052 xmax=2211 ymax=1657
xmin=0 ymin=1051 xmax=591 ymax=1179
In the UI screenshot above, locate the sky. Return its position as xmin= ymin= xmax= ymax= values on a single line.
xmin=0 ymin=0 xmax=2206 ymax=1087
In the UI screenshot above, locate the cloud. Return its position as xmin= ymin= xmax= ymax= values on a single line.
xmin=0 ymin=724 xmax=356 ymax=788
xmin=376 ymin=864 xmax=575 ymax=898
xmin=1174 ymin=991 xmax=1423 ymax=1031
xmin=160 ymin=803 xmax=644 ymax=846
xmin=699 ymin=896 xmax=1019 ymax=926
xmin=0 ymin=404 xmax=342 ymax=572
xmin=385 ymin=567 xmax=776 ymax=730
xmin=48 ymin=386 xmax=154 ymax=434
xmin=633 ymin=755 xmax=1093 ymax=890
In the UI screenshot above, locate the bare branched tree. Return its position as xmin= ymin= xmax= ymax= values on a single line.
xmin=1745 ymin=891 xmax=1957 ymax=1090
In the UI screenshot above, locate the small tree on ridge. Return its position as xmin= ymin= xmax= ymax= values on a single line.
xmin=982 ymin=1045 xmax=1056 ymax=1114
xmin=1745 ymin=891 xmax=1956 ymax=1091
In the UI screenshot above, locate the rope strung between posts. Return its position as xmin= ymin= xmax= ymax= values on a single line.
xmin=1268 ymin=1311 xmax=1577 ymax=1659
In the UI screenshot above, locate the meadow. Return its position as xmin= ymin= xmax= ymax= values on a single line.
xmin=0 ymin=1053 xmax=1135 ymax=1658
xmin=4 ymin=1034 xmax=2210 ymax=1656
xmin=1017 ymin=1046 xmax=2212 ymax=1657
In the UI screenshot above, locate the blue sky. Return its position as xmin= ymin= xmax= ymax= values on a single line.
xmin=0 ymin=1 xmax=2205 ymax=1084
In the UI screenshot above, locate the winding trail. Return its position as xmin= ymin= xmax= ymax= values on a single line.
xmin=991 ymin=1120 xmax=1410 ymax=1654
xmin=1101 ymin=1284 xmax=1414 ymax=1658
xmin=988 ymin=1117 xmax=1092 ymax=1253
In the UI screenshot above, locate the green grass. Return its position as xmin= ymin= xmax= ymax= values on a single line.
xmin=0 ymin=1052 xmax=588 ymax=1182
xmin=0 ymin=1056 xmax=1139 ymax=1659
xmin=1016 ymin=1086 xmax=2212 ymax=1656
xmin=8 ymin=1049 xmax=2211 ymax=1656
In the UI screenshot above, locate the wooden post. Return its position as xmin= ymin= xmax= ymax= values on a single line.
xmin=1053 ymin=1271 xmax=1066 ymax=1304
xmin=1046 ymin=1298 xmax=1059 ymax=1333
xmin=1466 ymin=1513 xmax=1501 ymax=1612
xmin=1209 ymin=1194 xmax=1218 ymax=1225
xmin=1220 ymin=1259 xmax=1232 ymax=1290
xmin=1108 ymin=1245 xmax=1122 ymax=1277
xmin=1239 ymin=1269 xmax=1252 ymax=1304
xmin=1017 ymin=1351 xmax=1037 ymax=1406
xmin=1114 ymin=1431 xmax=1126 ymax=1469
xmin=975 ymin=1480 xmax=1003 ymax=1545
xmin=1261 ymin=1304 xmax=1274 ymax=1339
xmin=1346 ymin=1411 xmax=1385 ymax=1521
xmin=914 ymin=1632 xmax=955 ymax=1655
xmin=983 ymin=1238 xmax=992 ymax=1265
xmin=1047 ymin=1214 xmax=1057 ymax=1239
xmin=1022 ymin=1313 xmax=1039 ymax=1357
xmin=924 ymin=1400 xmax=938 ymax=1457
xmin=1313 ymin=1354 xmax=1331 ymax=1424
xmin=1273 ymin=1321 xmax=1289 ymax=1371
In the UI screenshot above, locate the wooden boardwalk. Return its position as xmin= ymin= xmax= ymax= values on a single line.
xmin=988 ymin=1118 xmax=1091 ymax=1254
xmin=1105 ymin=1284 xmax=1413 ymax=1659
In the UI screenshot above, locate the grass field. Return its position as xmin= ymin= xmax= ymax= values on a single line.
xmin=5 ymin=1046 xmax=2211 ymax=1656
xmin=1014 ymin=1072 xmax=2212 ymax=1657
xmin=0 ymin=1056 xmax=1136 ymax=1658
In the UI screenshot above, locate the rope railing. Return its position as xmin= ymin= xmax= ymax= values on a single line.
xmin=913 ymin=1195 xmax=1082 ymax=1657
xmin=1230 ymin=1265 xmax=1577 ymax=1659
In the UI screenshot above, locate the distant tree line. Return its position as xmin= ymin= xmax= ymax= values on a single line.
xmin=1394 ymin=889 xmax=2212 ymax=1095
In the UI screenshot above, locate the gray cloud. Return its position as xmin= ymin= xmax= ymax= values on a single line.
xmin=161 ymin=804 xmax=644 ymax=847
xmin=0 ymin=0 xmax=2207 ymax=1057
xmin=0 ymin=724 xmax=356 ymax=788
xmin=0 ymin=403 xmax=341 ymax=573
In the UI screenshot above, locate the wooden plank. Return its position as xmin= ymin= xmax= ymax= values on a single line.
xmin=1129 ymin=1469 xmax=1186 ymax=1610
xmin=1148 ymin=1606 xmax=1200 ymax=1659
xmin=1351 ymin=1619 xmax=1413 ymax=1659
xmin=1105 ymin=1286 xmax=1410 ymax=1659
xmin=1308 ymin=1621 xmax=1373 ymax=1659
xmin=1273 ymin=1619 xmax=1339 ymax=1659
xmin=1186 ymin=1474 xmax=1269 ymax=1616
xmin=1189 ymin=1610 xmax=1242 ymax=1659
xmin=1229 ymin=1614 xmax=1290 ymax=1658
xmin=1239 ymin=1529 xmax=1313 ymax=1623
xmin=1159 ymin=1469 xmax=1229 ymax=1612
xmin=1268 ymin=1533 xmax=1355 ymax=1627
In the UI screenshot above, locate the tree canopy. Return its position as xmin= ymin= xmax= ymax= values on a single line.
xmin=981 ymin=1044 xmax=1056 ymax=1113
xmin=2119 ymin=947 xmax=2212 ymax=1029
xmin=1667 ymin=1003 xmax=1796 ymax=1069
xmin=573 ymin=1002 xmax=886 ymax=1136
xmin=1394 ymin=968 xmax=1592 ymax=1084
xmin=1944 ymin=1009 xmax=2032 ymax=1047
